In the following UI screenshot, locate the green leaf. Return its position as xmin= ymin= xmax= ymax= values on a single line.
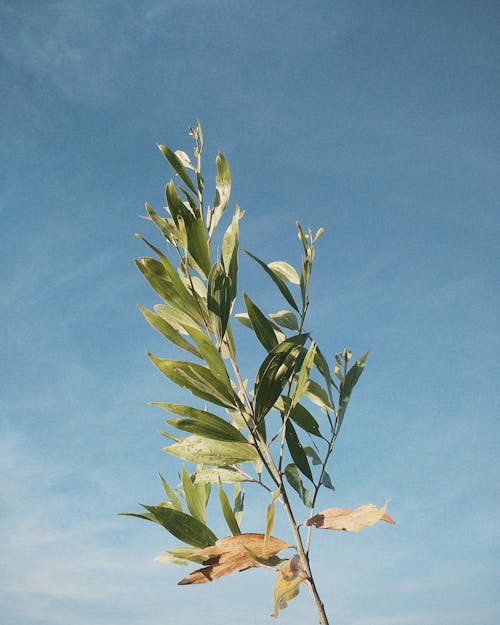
xmin=284 ymin=464 xmax=311 ymax=508
xmin=210 ymin=152 xmax=231 ymax=235
xmin=243 ymin=293 xmax=279 ymax=352
xmin=143 ymin=504 xmax=217 ymax=548
xmin=244 ymin=548 xmax=287 ymax=568
xmin=304 ymin=379 xmax=334 ymax=411
xmin=264 ymin=489 xmax=281 ymax=550
xmin=164 ymin=435 xmax=260 ymax=466
xmin=155 ymin=545 xmax=209 ymax=566
xmin=194 ymin=467 xmax=248 ymax=484
xmin=233 ymin=483 xmax=245 ymax=524
xmin=276 ymin=397 xmax=323 ymax=438
xmin=338 ymin=351 xmax=369 ymax=432
xmin=269 ymin=310 xmax=299 ymax=331
xmin=153 ymin=403 xmax=248 ymax=443
xmin=267 ymin=261 xmax=300 ymax=285
xmin=149 ymin=355 xmax=237 ymax=408
xmin=243 ymin=250 xmax=300 ymax=313
xmin=158 ymin=473 xmax=183 ymax=511
xmin=119 ymin=511 xmax=158 ymax=523
xmin=314 ymin=346 xmax=339 ymax=403
xmin=291 ymin=341 xmax=316 ymax=409
xmin=154 ymin=304 xmax=197 ymax=334
xmin=207 ymin=262 xmax=232 ymax=344
xmin=221 ymin=208 xmax=240 ymax=304
xmin=139 ymin=306 xmax=201 ymax=358
xmin=218 ymin=483 xmax=241 ymax=535
xmin=135 ymin=256 xmax=204 ymax=326
xmin=165 ymin=181 xmax=210 ymax=277
xmin=321 ymin=471 xmax=335 ymax=491
xmin=254 ymin=334 xmax=309 ymax=423
xmin=234 ymin=312 xmax=252 ymax=328
xmin=184 ymin=326 xmax=231 ymax=386
xmin=158 ymin=144 xmax=198 ymax=197
xmin=285 ymin=421 xmax=313 ymax=481
xmin=144 ymin=202 xmax=180 ymax=243
xmin=303 ymin=446 xmax=322 ymax=466
xmin=182 ymin=466 xmax=206 ymax=523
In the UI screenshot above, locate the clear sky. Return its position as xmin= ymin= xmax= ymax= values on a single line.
xmin=1 ymin=1 xmax=498 ymax=624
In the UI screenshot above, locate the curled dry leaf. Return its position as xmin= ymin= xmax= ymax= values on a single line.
xmin=305 ymin=500 xmax=395 ymax=532
xmin=178 ymin=533 xmax=289 ymax=585
xmin=272 ymin=554 xmax=308 ymax=617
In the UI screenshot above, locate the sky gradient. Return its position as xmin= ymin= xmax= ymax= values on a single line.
xmin=1 ymin=1 xmax=499 ymax=624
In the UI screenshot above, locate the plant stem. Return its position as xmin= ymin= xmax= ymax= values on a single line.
xmin=279 ymin=484 xmax=330 ymax=625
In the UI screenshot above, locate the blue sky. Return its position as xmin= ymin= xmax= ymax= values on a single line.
xmin=1 ymin=1 xmax=498 ymax=624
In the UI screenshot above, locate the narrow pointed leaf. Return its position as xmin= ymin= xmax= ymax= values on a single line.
xmin=221 ymin=209 xmax=240 ymax=303
xmin=154 ymin=304 xmax=198 ymax=334
xmin=119 ymin=511 xmax=158 ymax=523
xmin=218 ymin=483 xmax=241 ymax=535
xmin=267 ymin=261 xmax=300 ymax=284
xmin=338 ymin=351 xmax=369 ymax=431
xmin=303 ymin=446 xmax=322 ymax=466
xmin=149 ymin=355 xmax=237 ymax=408
xmin=291 ymin=341 xmax=316 ymax=408
xmin=158 ymin=144 xmax=198 ymax=196
xmin=264 ymin=490 xmax=281 ymax=550
xmin=153 ymin=403 xmax=248 ymax=443
xmin=135 ymin=257 xmax=203 ymax=325
xmin=243 ymin=293 xmax=279 ymax=352
xmin=284 ymin=464 xmax=311 ymax=507
xmin=194 ymin=468 xmax=248 ymax=484
xmin=184 ymin=326 xmax=231 ymax=386
xmin=139 ymin=306 xmax=201 ymax=357
xmin=158 ymin=473 xmax=183 ymax=511
xmin=321 ymin=471 xmax=335 ymax=491
xmin=289 ymin=402 xmax=323 ymax=438
xmin=144 ymin=504 xmax=217 ymax=548
xmin=254 ymin=334 xmax=309 ymax=423
xmin=234 ymin=483 xmax=244 ymax=525
xmin=164 ymin=435 xmax=260 ymax=465
xmin=243 ymin=250 xmax=300 ymax=312
xmin=182 ymin=466 xmax=206 ymax=523
xmin=285 ymin=421 xmax=313 ymax=481
xmin=207 ymin=262 xmax=232 ymax=343
xmin=210 ymin=152 xmax=231 ymax=234
xmin=304 ymin=379 xmax=334 ymax=410
xmin=269 ymin=310 xmax=299 ymax=331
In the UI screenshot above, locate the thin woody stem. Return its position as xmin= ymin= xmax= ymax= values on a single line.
xmin=279 ymin=484 xmax=330 ymax=625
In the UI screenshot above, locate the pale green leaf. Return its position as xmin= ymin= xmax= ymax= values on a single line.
xmin=194 ymin=468 xmax=248 ymax=484
xmin=158 ymin=473 xmax=183 ymax=511
xmin=164 ymin=435 xmax=260 ymax=466
xmin=269 ymin=310 xmax=299 ymax=331
xmin=268 ymin=261 xmax=300 ymax=285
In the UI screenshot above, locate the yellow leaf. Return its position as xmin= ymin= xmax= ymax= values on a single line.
xmin=272 ymin=555 xmax=308 ymax=617
xmin=305 ymin=500 xmax=395 ymax=532
xmin=178 ymin=533 xmax=289 ymax=585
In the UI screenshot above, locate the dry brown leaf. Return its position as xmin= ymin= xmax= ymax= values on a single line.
xmin=178 ymin=533 xmax=289 ymax=585
xmin=271 ymin=554 xmax=308 ymax=617
xmin=305 ymin=500 xmax=395 ymax=532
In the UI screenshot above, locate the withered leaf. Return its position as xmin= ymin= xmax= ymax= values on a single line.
xmin=272 ymin=554 xmax=308 ymax=617
xmin=305 ymin=500 xmax=395 ymax=532
xmin=178 ymin=533 xmax=289 ymax=585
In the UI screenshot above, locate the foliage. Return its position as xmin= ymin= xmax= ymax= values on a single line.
xmin=123 ymin=122 xmax=394 ymax=624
